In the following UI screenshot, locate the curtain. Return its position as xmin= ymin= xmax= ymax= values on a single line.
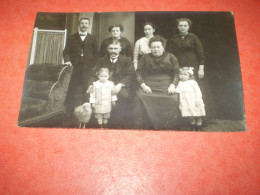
xmin=92 ymin=13 xmax=101 ymax=47
xmin=66 ymin=13 xmax=79 ymax=37
xmin=34 ymin=31 xmax=65 ymax=64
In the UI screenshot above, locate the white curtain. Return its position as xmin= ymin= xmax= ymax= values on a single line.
xmin=34 ymin=31 xmax=65 ymax=64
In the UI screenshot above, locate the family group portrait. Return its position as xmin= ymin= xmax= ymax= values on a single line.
xmin=18 ymin=11 xmax=246 ymax=131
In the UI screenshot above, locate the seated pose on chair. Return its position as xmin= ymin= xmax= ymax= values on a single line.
xmin=133 ymin=35 xmax=181 ymax=130
xmin=88 ymin=40 xmax=135 ymax=128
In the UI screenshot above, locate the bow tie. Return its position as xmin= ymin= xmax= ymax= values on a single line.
xmin=79 ymin=34 xmax=87 ymax=36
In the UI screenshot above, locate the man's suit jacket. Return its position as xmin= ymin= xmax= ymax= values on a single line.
xmin=63 ymin=33 xmax=98 ymax=88
xmin=89 ymin=55 xmax=135 ymax=88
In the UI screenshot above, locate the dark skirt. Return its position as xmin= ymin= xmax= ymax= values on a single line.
xmin=135 ymin=74 xmax=180 ymax=130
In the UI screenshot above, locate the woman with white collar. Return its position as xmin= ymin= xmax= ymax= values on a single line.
xmin=133 ymin=22 xmax=156 ymax=70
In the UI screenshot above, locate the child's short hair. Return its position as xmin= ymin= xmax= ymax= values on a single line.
xmin=96 ymin=68 xmax=110 ymax=76
xmin=179 ymin=67 xmax=194 ymax=80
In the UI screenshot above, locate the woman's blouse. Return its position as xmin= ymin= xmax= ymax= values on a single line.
xmin=136 ymin=52 xmax=180 ymax=86
xmin=167 ymin=33 xmax=205 ymax=68
xmin=133 ymin=37 xmax=152 ymax=62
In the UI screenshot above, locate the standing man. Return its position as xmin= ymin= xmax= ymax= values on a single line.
xmin=63 ymin=18 xmax=98 ymax=120
xmin=88 ymin=40 xmax=135 ymax=128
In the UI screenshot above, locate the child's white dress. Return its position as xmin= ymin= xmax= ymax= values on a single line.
xmin=89 ymin=80 xmax=117 ymax=115
xmin=176 ymin=80 xmax=206 ymax=117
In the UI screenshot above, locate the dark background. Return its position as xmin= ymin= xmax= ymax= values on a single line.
xmin=34 ymin=12 xmax=67 ymax=30
xmin=135 ymin=11 xmax=244 ymax=120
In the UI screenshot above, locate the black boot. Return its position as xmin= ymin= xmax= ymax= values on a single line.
xmin=98 ymin=124 xmax=103 ymax=129
xmin=103 ymin=123 xmax=108 ymax=129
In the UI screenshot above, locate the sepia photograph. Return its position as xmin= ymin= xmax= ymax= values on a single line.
xmin=18 ymin=11 xmax=246 ymax=131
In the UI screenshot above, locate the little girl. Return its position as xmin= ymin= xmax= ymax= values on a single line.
xmin=175 ymin=67 xmax=206 ymax=130
xmin=89 ymin=68 xmax=117 ymax=128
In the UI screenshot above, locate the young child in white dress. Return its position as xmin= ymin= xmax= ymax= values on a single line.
xmin=175 ymin=67 xmax=206 ymax=130
xmin=89 ymin=68 xmax=117 ymax=128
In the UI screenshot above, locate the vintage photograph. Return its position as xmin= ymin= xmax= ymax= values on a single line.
xmin=18 ymin=11 xmax=246 ymax=131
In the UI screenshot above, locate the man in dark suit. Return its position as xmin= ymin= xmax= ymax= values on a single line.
xmin=63 ymin=18 xmax=98 ymax=119
xmin=88 ymin=39 xmax=135 ymax=128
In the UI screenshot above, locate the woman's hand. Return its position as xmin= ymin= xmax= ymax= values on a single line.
xmin=168 ymin=84 xmax=176 ymax=94
xmin=141 ymin=83 xmax=152 ymax=94
xmin=198 ymin=65 xmax=204 ymax=79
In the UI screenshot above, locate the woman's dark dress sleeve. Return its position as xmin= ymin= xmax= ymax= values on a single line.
xmin=167 ymin=33 xmax=205 ymax=67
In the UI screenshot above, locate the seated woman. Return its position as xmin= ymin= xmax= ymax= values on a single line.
xmin=133 ymin=22 xmax=156 ymax=70
xmin=133 ymin=35 xmax=181 ymax=130
xmin=99 ymin=24 xmax=133 ymax=58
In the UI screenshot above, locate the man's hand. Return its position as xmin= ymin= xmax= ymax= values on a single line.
xmin=64 ymin=61 xmax=72 ymax=66
xmin=141 ymin=83 xmax=152 ymax=94
xmin=198 ymin=65 xmax=204 ymax=79
xmin=168 ymin=84 xmax=175 ymax=94
xmin=86 ymin=85 xmax=94 ymax=93
xmin=113 ymin=83 xmax=124 ymax=95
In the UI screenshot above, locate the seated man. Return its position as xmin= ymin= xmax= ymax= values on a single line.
xmin=88 ymin=40 xmax=135 ymax=128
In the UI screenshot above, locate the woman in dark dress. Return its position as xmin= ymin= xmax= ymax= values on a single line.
xmin=133 ymin=35 xmax=180 ymax=130
xmin=99 ymin=24 xmax=133 ymax=58
xmin=167 ymin=18 xmax=205 ymax=77
xmin=167 ymin=18 xmax=216 ymax=122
